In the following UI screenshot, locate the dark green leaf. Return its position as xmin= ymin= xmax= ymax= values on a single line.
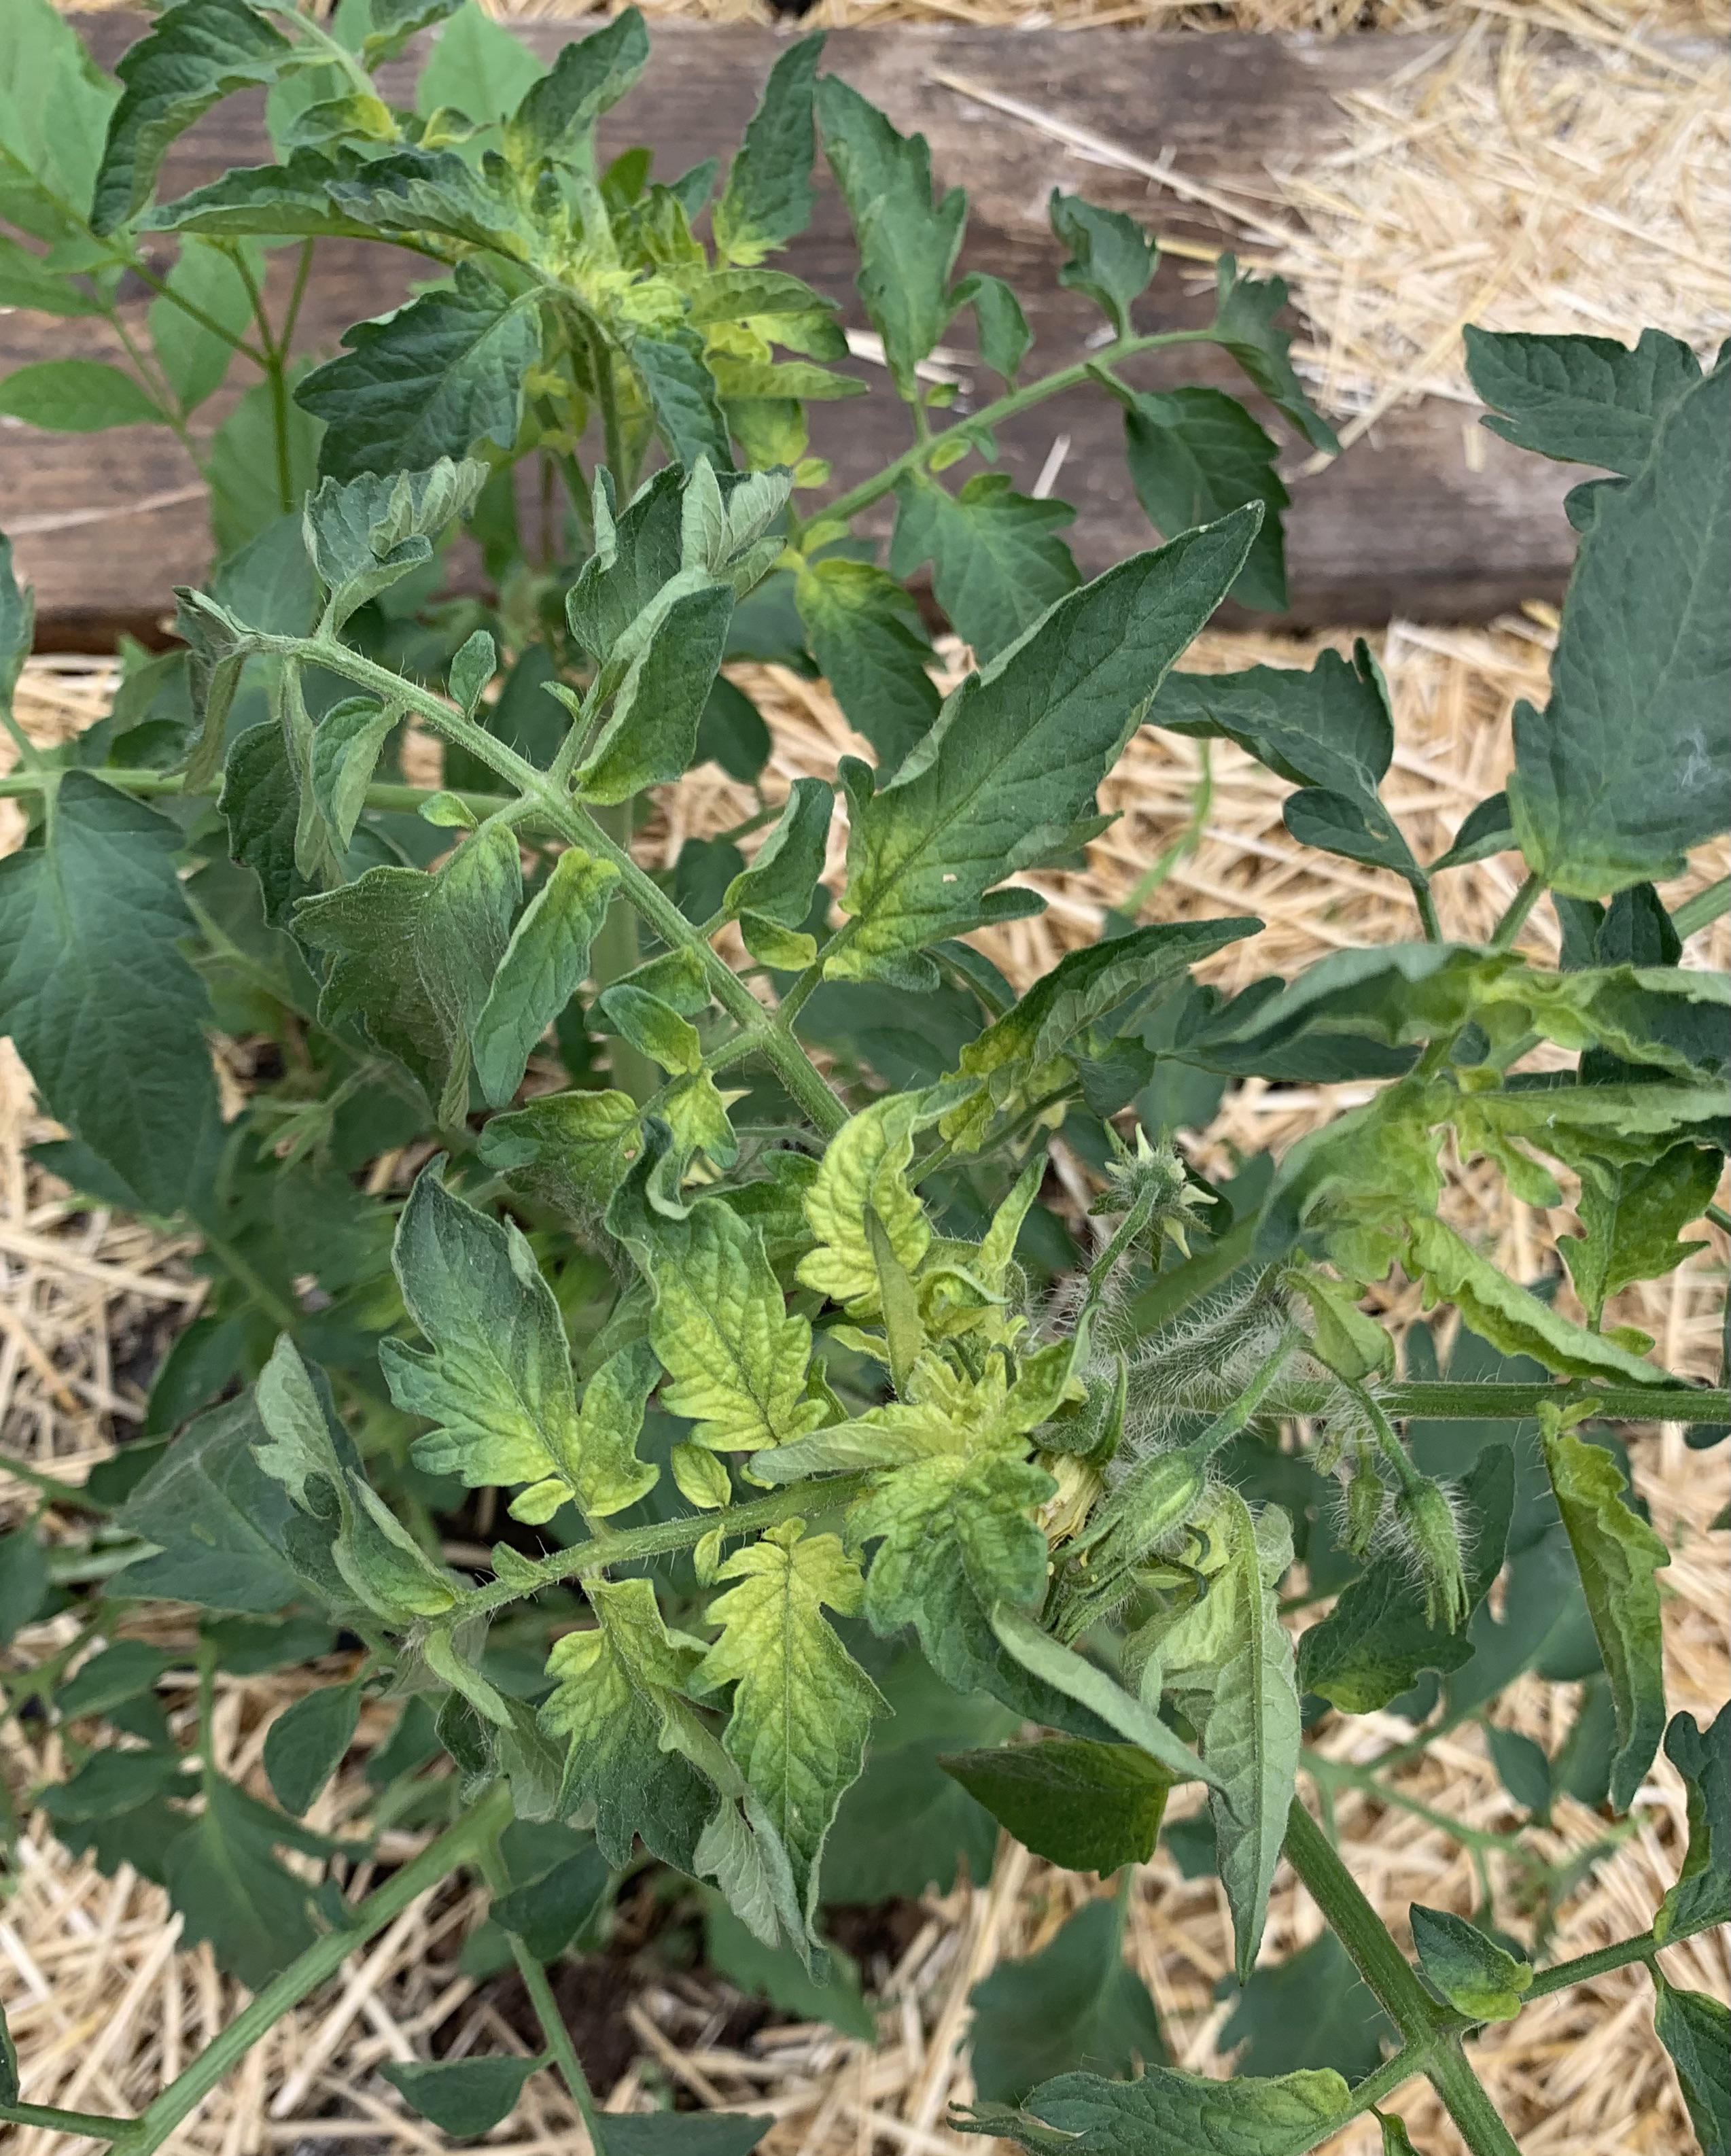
xmin=1562 ymin=1142 xmax=1721 ymax=1325
xmin=1508 ymin=358 xmax=1730 ymax=895
xmin=92 ymin=0 xmax=296 ymax=233
xmin=503 ymin=7 xmax=647 ymax=167
xmin=1654 ymin=1977 xmax=1730 ymax=2156
xmin=631 ymin=330 xmax=733 ymax=472
xmin=1430 ymin=791 xmax=1514 ymax=872
xmin=714 ymin=32 xmax=824 ymax=266
xmin=1123 ymin=386 xmax=1288 ymax=611
xmin=361 ymin=0 xmax=464 ymax=69
xmin=1297 ymin=1444 xmax=1514 ymax=1713
xmin=264 ymin=1680 xmax=362 ymax=1815
xmin=472 ymin=847 xmax=619 ymax=1106
xmin=695 ymin=675 xmax=771 ymax=783
xmin=1219 ymin=1931 xmax=1392 ymax=2083
xmin=56 ymin=1641 xmax=175 ymax=1720
xmin=302 ymin=457 xmax=488 ymax=628
xmin=953 ymin=271 xmax=1031 ymax=383
xmin=380 ymin=2054 xmax=544 ymax=2138
xmin=0 ymin=1995 xmax=16 ymax=2104
xmin=1210 ymin=257 xmax=1338 ymax=453
xmin=1656 ymin=1705 xmax=1729 ymax=1945
xmin=816 ymin=75 xmax=965 ymax=398
xmin=296 ymin=820 xmax=521 ymax=1122
xmin=164 ymin=1773 xmax=326 ymax=1989
xmin=956 ymin=2062 xmax=1351 ymax=2153
xmin=114 ymin=1391 xmax=304 ymax=1612
xmin=943 ymin=1739 xmax=1169 ymax=1875
xmin=0 ymin=357 xmax=162 ymax=430
xmin=1543 ymin=1420 xmax=1670 ymax=1810
xmin=1485 ymin=1723 xmax=1553 ymax=1820
xmin=149 ymin=237 xmax=254 ymax=412
xmin=0 ymin=1528 xmax=49 ymax=1644
xmin=296 ymin=264 xmax=537 ymax=483
xmin=1410 ymin=1905 xmax=1531 ymax=2022
xmin=890 ymin=470 xmax=1079 ymax=665
xmin=492 ymin=1839 xmax=610 ymax=1960
xmin=0 ymin=535 xmax=33 ymax=718
xmin=794 ymin=557 xmax=940 ymax=772
xmin=578 ymin=581 xmax=735 ymax=804
xmin=703 ymin=1896 xmax=877 ymax=2041
xmin=968 ymin=1896 xmax=1163 ymax=2105
xmin=595 ymin=2117 xmax=773 ymax=2156
xmin=834 ymin=512 xmax=1257 ymax=987
xmin=1049 ymin=191 xmax=1155 ymax=337
xmin=1464 ymin=326 xmax=1702 ymax=476
xmin=0 ymin=772 xmax=220 ymax=1215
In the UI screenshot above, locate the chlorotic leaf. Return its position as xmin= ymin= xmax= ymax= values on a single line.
xmin=968 ymin=1896 xmax=1164 ymax=2104
xmin=479 ymin=1088 xmax=642 ymax=1222
xmin=1542 ymin=1420 xmax=1671 ymax=1811
xmin=714 ymin=32 xmax=824 ymax=266
xmin=472 ymin=847 xmax=620 ymax=1107
xmin=380 ymin=2054 xmax=544 ymax=2138
xmin=1410 ymin=1904 xmax=1532 ymax=2022
xmin=797 ymin=1093 xmax=932 ymax=1315
xmin=695 ymin=1520 xmax=882 ymax=1913
xmin=941 ymin=1738 xmax=1170 ymax=1874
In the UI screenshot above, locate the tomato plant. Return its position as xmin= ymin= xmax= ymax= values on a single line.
xmin=0 ymin=5 xmax=1726 ymax=2152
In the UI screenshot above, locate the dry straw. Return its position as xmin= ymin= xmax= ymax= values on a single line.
xmin=3 ymin=0 xmax=1729 ymax=2151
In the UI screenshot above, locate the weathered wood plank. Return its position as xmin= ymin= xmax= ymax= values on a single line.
xmin=2 ymin=14 xmax=1579 ymax=646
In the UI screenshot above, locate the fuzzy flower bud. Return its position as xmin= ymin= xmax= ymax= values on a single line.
xmin=1344 ymin=1453 xmax=1386 ymax=1558
xmin=1393 ymin=1476 xmax=1469 ymax=1630
xmin=1090 ymin=1127 xmax=1214 ymax=1257
xmin=1070 ymin=1444 xmax=1206 ymax=1578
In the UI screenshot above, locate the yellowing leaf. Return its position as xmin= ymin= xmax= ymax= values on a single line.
xmin=798 ymin=1094 xmax=932 ymax=1316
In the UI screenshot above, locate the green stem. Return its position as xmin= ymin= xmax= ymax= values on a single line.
xmin=1673 ymin=875 xmax=1730 ymax=939
xmin=1524 ymin=1928 xmax=1662 ymax=1998
xmin=1424 ymin=2043 xmax=1524 ymax=2156
xmin=817 ymin=327 xmax=1214 ymax=530
xmin=0 ymin=2105 xmax=139 ymax=2140
xmin=111 ymin=1785 xmax=514 ymax=2156
xmin=1488 ymin=872 xmax=1543 ymax=951
xmin=1305 ymin=1753 xmax=1558 ymax=1865
xmin=1413 ymin=876 xmax=1444 ymax=943
xmin=446 ymin=1472 xmax=871 ymax=1624
xmin=0 ymin=1453 xmax=114 ymax=1513
xmin=0 ymin=764 xmax=518 ymax=824
xmin=590 ymin=801 xmax=659 ymax=1108
xmin=478 ymin=1838 xmax=607 ymax=2140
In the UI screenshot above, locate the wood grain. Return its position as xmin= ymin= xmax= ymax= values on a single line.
xmin=2 ymin=14 xmax=1579 ymax=646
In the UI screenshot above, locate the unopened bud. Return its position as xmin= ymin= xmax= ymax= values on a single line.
xmin=1344 ymin=1455 xmax=1386 ymax=1557
xmin=1091 ymin=1128 xmax=1214 ymax=1255
xmin=1072 ymin=1444 xmax=1206 ymax=1576
xmin=1395 ymin=1477 xmax=1469 ymax=1631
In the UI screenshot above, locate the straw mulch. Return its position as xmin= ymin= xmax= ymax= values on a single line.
xmin=6 ymin=1 xmax=1730 ymax=2152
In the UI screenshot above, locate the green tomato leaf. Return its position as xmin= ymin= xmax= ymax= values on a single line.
xmin=1209 ymin=256 xmax=1339 ymax=454
xmin=631 ymin=330 xmax=733 ymax=472
xmin=968 ymin=1896 xmax=1164 ymax=2105
xmin=816 ymin=75 xmax=965 ymax=399
xmin=1219 ymin=1930 xmax=1393 ymax=2083
xmin=1297 ymin=1442 xmax=1514 ymax=1714
xmin=703 ymin=1894 xmax=876 ymax=2040
xmin=989 ymin=1604 xmax=1217 ymax=1790
xmin=953 ymin=271 xmax=1032 ymax=385
xmin=1049 ymin=190 xmax=1156 ymax=337
xmin=0 ymin=1527 xmax=50 ymax=1644
xmin=490 ymin=1837 xmax=611 ymax=1960
xmin=954 ymin=2062 xmax=1351 ymax=2153
xmin=381 ymin=1165 xmax=607 ymax=1517
xmin=380 ymin=2054 xmax=544 ymax=2138
xmin=1543 ymin=1419 xmax=1671 ymax=1811
xmin=540 ymin=1576 xmax=716 ymax=1870
xmin=0 ymin=0 xmax=120 ymax=248
xmin=1122 ymin=385 xmax=1289 ymax=612
xmin=302 ymin=456 xmax=488 ymax=629
xmin=695 ymin=1520 xmax=883 ymax=1915
xmin=941 ymin=1737 xmax=1170 ymax=1875
xmin=1464 ymin=325 xmax=1702 ymax=476
xmin=502 ymin=6 xmax=647 ymax=168
xmin=1653 ymin=1977 xmax=1730 ymax=2156
xmin=143 ymin=146 xmax=381 ymax=240
xmin=306 ymin=693 xmax=397 ymax=860
xmin=0 ymin=1994 xmax=15 ymax=2106
xmin=0 ymin=772 xmax=220 ymax=1216
xmin=1409 ymin=1904 xmax=1532 ymax=2022
xmin=794 ymin=557 xmax=940 ymax=774
xmin=295 ymin=819 xmax=521 ymax=1123
xmin=263 ymin=1678 xmax=363 ymax=1817
xmin=714 ymin=32 xmax=824 ymax=266
xmin=164 ymin=1772 xmax=327 ymax=1990
xmin=722 ymin=776 xmax=832 ymax=926
xmin=472 ymin=847 xmax=619 ymax=1107
xmin=0 ymin=357 xmax=162 ymax=431
xmin=360 ymin=0 xmax=464 ymax=70
xmin=1655 ymin=1705 xmax=1730 ymax=1945
xmin=296 ymin=263 xmax=538 ymax=483
xmin=890 ymin=469 xmax=1079 ymax=665
xmin=55 ymin=1641 xmax=175 ymax=1722
xmin=478 ymin=1087 xmax=642 ymax=1221
xmin=92 ymin=0 xmax=296 ymax=234
xmin=1562 ymin=1141 xmax=1721 ymax=1326
xmin=415 ymin=0 xmax=544 ymax=126
xmin=1507 ymin=357 xmax=1730 ymax=896
xmin=834 ymin=511 xmax=1258 ymax=988
xmin=595 ymin=2117 xmax=773 ymax=2156
xmin=0 ymin=535 xmax=33 ymax=720
xmin=578 ymin=580 xmax=735 ymax=803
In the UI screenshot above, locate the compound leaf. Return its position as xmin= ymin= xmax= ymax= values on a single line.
xmin=116 ymin=1392 xmax=303 ymax=1613
xmin=264 ymin=1679 xmax=363 ymax=1817
xmin=1050 ymin=190 xmax=1155 ymax=338
xmin=302 ymin=456 xmax=489 ymax=629
xmin=1542 ymin=1420 xmax=1670 ymax=1811
xmin=1210 ymin=257 xmax=1338 ymax=454
xmin=1653 ymin=1977 xmax=1730 ymax=2156
xmin=695 ymin=1520 xmax=882 ymax=1913
xmin=0 ymin=357 xmax=162 ymax=431
xmin=502 ymin=6 xmax=647 ymax=167
xmin=577 ymin=579 xmax=735 ymax=804
xmin=1562 ymin=1141 xmax=1721 ymax=1326
xmin=164 ymin=1772 xmax=325 ymax=1989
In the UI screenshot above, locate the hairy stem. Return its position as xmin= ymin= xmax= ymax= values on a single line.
xmin=1524 ymin=1928 xmax=1664 ymax=1998
xmin=0 ymin=2105 xmax=141 ymax=2138
xmin=1488 ymin=871 xmax=1543 ymax=950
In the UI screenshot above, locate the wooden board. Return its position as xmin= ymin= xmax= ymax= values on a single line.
xmin=5 ymin=13 xmax=1582 ymax=646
